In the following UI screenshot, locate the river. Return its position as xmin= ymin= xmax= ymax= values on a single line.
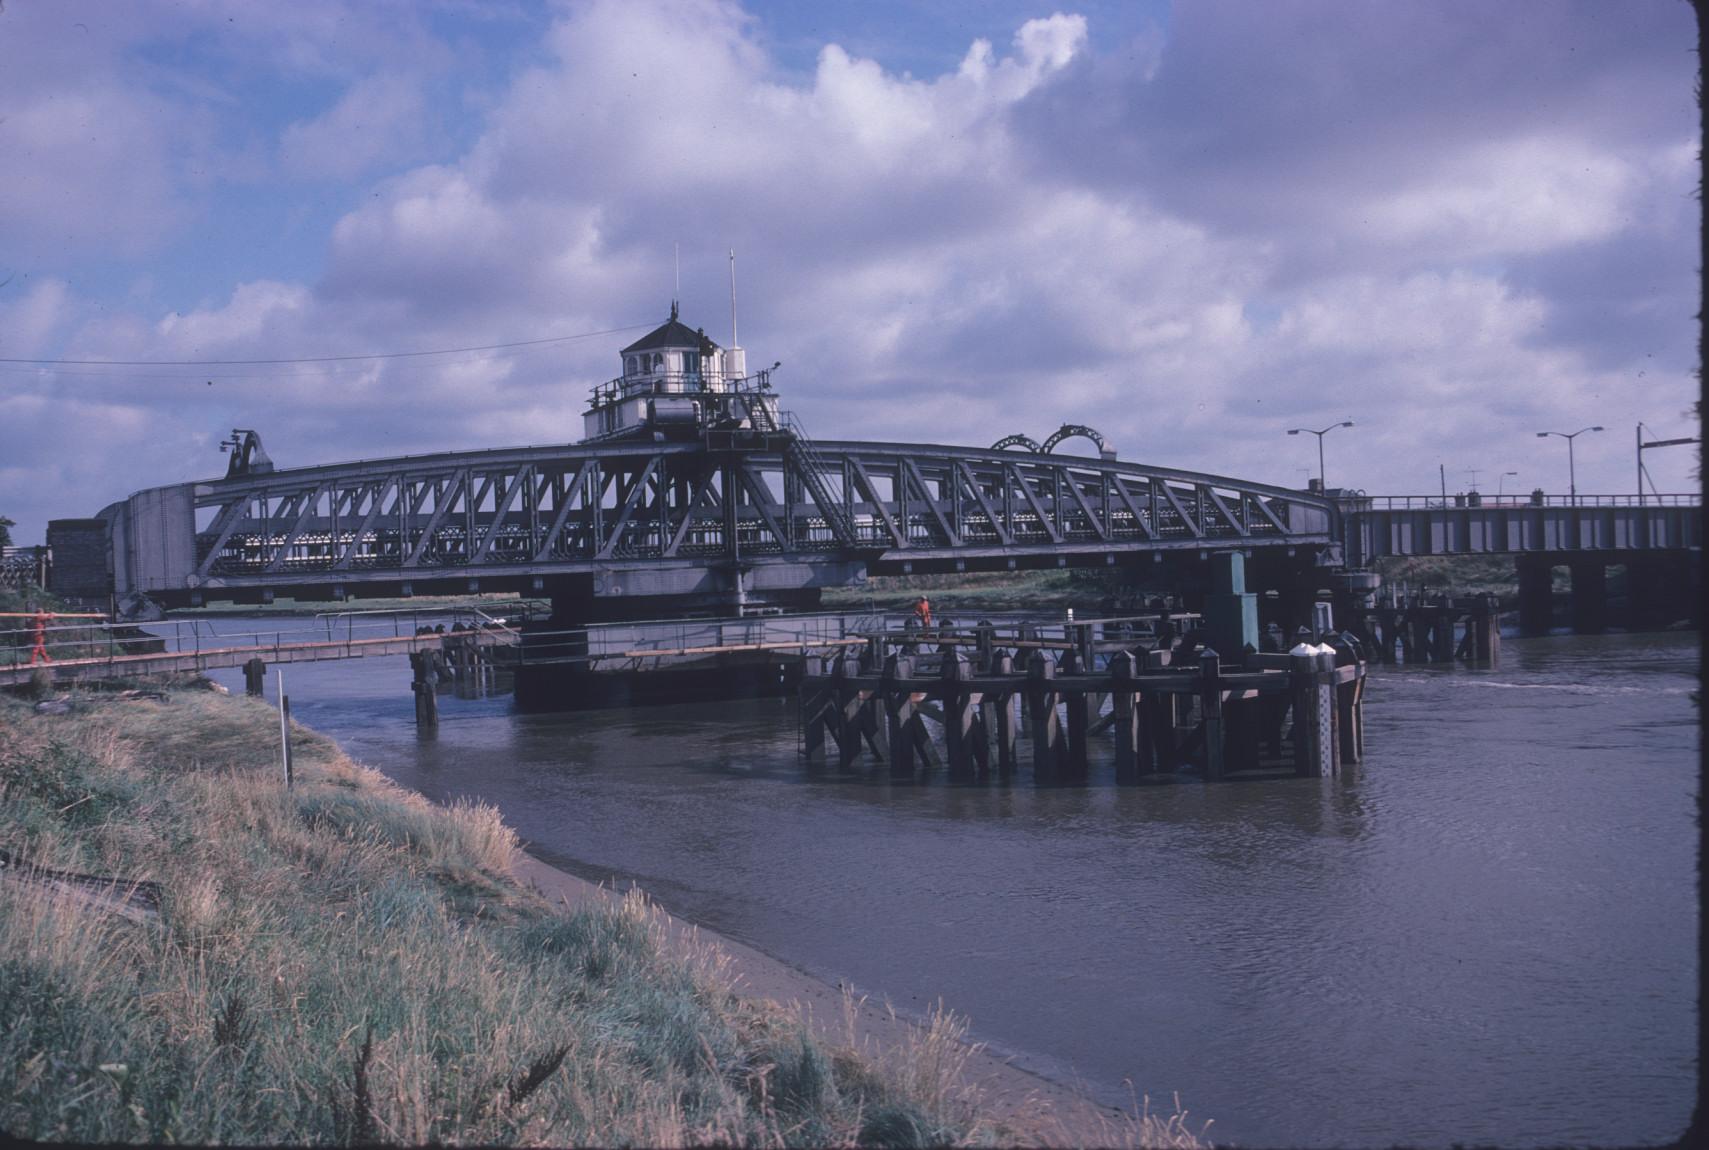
xmin=181 ymin=617 xmax=1697 ymax=1147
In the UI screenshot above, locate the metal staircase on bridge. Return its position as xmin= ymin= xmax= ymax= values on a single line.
xmin=779 ymin=412 xmax=857 ymax=547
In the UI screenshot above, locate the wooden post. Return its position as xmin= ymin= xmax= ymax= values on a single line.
xmin=410 ymin=651 xmax=439 ymax=729
xmin=1027 ymin=650 xmax=1064 ymax=784
xmin=942 ymin=649 xmax=976 ymax=782
xmin=885 ymin=654 xmax=917 ymax=779
xmin=859 ymin=644 xmax=889 ymax=764
xmin=1473 ymin=595 xmax=1500 ymax=666
xmin=1111 ymin=650 xmax=1142 ymax=784
xmin=1375 ymin=610 xmax=1397 ymax=664
xmin=1408 ymin=611 xmax=1431 ymax=664
xmin=990 ymin=651 xmax=1016 ymax=779
xmin=1336 ymin=669 xmax=1361 ymax=765
xmin=1320 ymin=649 xmax=1341 ymax=776
xmin=1145 ymin=688 xmax=1176 ymax=771
xmin=243 ymin=656 xmax=266 ymax=697
xmin=802 ymin=677 xmax=828 ymax=765
xmin=1059 ymin=646 xmax=1090 ymax=783
xmin=277 ymin=669 xmax=294 ymax=787
xmin=833 ymin=655 xmax=871 ymax=771
xmin=1347 ymin=667 xmax=1366 ymax=762
xmin=1199 ymin=648 xmax=1225 ymax=781
xmin=1290 ymin=650 xmax=1330 ymax=777
xmin=1432 ymin=609 xmax=1455 ymax=662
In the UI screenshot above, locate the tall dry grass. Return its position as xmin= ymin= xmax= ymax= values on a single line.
xmin=0 ymin=688 xmax=1012 ymax=1146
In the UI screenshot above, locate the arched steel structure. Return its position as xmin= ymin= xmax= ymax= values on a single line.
xmin=97 ymin=434 xmax=1336 ymax=606
xmin=989 ymin=434 xmax=1042 ymax=453
xmin=1041 ymin=423 xmax=1112 ymax=457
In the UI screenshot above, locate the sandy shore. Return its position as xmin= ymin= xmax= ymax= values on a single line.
xmin=512 ymin=852 xmax=1135 ymax=1147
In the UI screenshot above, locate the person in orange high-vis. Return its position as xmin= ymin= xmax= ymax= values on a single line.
xmin=913 ymin=596 xmax=932 ymax=630
xmin=28 ymin=610 xmax=52 ymax=665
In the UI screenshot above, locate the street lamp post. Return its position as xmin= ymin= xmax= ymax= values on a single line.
xmin=1287 ymin=421 xmax=1355 ymax=490
xmin=1496 ymin=471 xmax=1519 ymax=499
xmin=1536 ymin=427 xmax=1603 ymax=505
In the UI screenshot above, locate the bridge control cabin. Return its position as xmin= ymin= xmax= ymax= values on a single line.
xmin=582 ymin=303 xmax=780 ymax=443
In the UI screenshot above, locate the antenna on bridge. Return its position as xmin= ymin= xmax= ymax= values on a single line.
xmin=674 ymin=242 xmax=680 ymax=309
xmin=729 ymin=248 xmax=738 ymax=349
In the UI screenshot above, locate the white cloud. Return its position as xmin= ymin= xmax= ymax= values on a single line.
xmin=280 ymin=72 xmax=430 ymax=180
xmin=1363 ymin=137 xmax=1637 ymax=257
xmin=155 ymin=281 xmax=314 ymax=350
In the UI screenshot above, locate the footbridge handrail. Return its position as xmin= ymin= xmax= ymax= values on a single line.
xmin=1350 ymin=493 xmax=1700 ymax=510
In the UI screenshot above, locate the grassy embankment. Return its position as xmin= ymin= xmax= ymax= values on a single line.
xmin=0 ymin=687 xmax=993 ymax=1145
xmin=0 ymin=685 xmax=1210 ymax=1147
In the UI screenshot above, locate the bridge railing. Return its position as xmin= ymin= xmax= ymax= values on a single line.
xmin=0 ymin=607 xmax=524 ymax=670
xmin=1350 ymin=493 xmax=1699 ymax=511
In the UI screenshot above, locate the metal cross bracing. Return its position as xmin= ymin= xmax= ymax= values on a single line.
xmin=813 ymin=440 xmax=1330 ymax=562
xmin=177 ymin=437 xmax=1332 ymax=590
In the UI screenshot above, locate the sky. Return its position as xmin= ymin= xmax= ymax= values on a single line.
xmin=0 ymin=0 xmax=1699 ymax=544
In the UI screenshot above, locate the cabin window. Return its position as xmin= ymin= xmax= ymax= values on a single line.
xmin=683 ymin=352 xmax=700 ymax=377
xmin=626 ymin=356 xmax=638 ymax=376
xmin=651 ymin=353 xmax=664 ymax=371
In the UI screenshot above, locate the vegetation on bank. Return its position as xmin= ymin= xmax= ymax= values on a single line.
xmin=0 ymin=687 xmax=1000 ymax=1146
xmin=831 ymin=553 xmax=1596 ymax=620
xmin=1370 ymin=554 xmax=1526 ymax=600
xmin=1 ymin=684 xmax=1213 ymax=1147
xmin=824 ymin=570 xmax=1133 ymax=616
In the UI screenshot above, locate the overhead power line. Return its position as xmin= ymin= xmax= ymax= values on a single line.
xmin=0 ymin=322 xmax=655 ymax=369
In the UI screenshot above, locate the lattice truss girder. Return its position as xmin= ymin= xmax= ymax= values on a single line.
xmin=192 ymin=443 xmax=1320 ymax=577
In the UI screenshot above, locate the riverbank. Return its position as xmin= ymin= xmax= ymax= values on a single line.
xmin=0 ymin=684 xmax=1204 ymax=1147
xmin=508 ymin=855 xmax=1182 ymax=1147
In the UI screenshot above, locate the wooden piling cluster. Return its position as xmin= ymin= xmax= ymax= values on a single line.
xmin=1348 ymin=596 xmax=1500 ymax=667
xmin=410 ymin=649 xmax=440 ymax=728
xmin=800 ymin=624 xmax=1365 ymax=784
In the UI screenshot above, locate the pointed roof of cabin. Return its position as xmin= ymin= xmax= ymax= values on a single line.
xmin=621 ymin=301 xmax=722 ymax=355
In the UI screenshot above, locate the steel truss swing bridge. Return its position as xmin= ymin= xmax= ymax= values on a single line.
xmin=95 ymin=430 xmax=1337 ymax=608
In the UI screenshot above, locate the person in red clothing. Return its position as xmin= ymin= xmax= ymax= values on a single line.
xmin=913 ymin=596 xmax=932 ymax=631
xmin=28 ymin=609 xmax=52 ymax=665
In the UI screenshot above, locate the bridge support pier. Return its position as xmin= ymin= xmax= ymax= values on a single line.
xmin=1204 ymin=553 xmax=1259 ymax=660
xmin=1517 ymin=555 xmax=1553 ymax=636
xmin=1568 ymin=560 xmax=1608 ymax=635
xmin=1625 ymin=553 xmax=1698 ymax=631
xmin=1625 ymin=557 xmax=1669 ymax=632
